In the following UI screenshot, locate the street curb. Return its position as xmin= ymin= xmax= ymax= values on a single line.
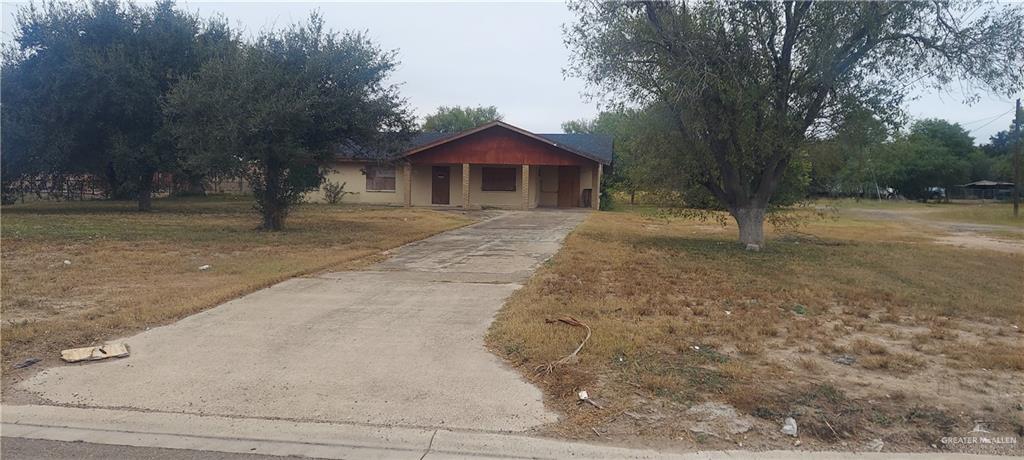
xmin=1 ymin=405 xmax=1011 ymax=460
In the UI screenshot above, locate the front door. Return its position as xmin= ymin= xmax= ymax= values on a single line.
xmin=431 ymin=166 xmax=450 ymax=205
xmin=557 ymin=166 xmax=579 ymax=208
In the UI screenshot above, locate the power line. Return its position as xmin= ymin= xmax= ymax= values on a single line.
xmin=959 ymin=109 xmax=1014 ymax=127
xmin=968 ymin=107 xmax=1015 ymax=134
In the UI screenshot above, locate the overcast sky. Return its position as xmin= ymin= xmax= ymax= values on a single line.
xmin=2 ymin=1 xmax=1020 ymax=144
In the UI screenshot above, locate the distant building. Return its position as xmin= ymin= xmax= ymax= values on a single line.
xmin=958 ymin=180 xmax=1015 ymax=200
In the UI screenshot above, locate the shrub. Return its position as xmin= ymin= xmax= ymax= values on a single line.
xmin=599 ymin=186 xmax=614 ymax=210
xmin=323 ymin=181 xmax=352 ymax=204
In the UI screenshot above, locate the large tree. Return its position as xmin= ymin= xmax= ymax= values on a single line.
xmin=421 ymin=105 xmax=502 ymax=133
xmin=562 ymin=108 xmax=678 ymax=206
xmin=566 ymin=1 xmax=1024 ymax=248
xmin=885 ymin=130 xmax=969 ymax=202
xmin=166 ymin=15 xmax=413 ymax=230
xmin=1 ymin=0 xmax=232 ymax=210
xmin=562 ymin=110 xmax=636 ymax=205
xmin=980 ymin=124 xmax=1023 ymax=182
xmin=907 ymin=119 xmax=976 ymax=191
xmin=803 ymin=109 xmax=890 ymax=197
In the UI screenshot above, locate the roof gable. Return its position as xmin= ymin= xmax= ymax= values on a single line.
xmin=402 ymin=121 xmax=611 ymax=164
xmin=335 ymin=121 xmax=612 ymax=165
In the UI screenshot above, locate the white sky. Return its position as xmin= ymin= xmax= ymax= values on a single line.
xmin=2 ymin=1 xmax=1020 ymax=144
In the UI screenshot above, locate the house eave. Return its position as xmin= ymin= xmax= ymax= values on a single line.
xmin=401 ymin=121 xmax=611 ymax=165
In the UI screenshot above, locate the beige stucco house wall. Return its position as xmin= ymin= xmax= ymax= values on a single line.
xmin=305 ymin=161 xmax=599 ymax=209
xmin=305 ymin=162 xmax=404 ymax=205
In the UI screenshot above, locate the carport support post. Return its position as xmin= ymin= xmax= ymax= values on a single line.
xmin=592 ymin=164 xmax=602 ymax=210
xmin=403 ymin=162 xmax=412 ymax=207
xmin=521 ymin=165 xmax=530 ymax=210
xmin=462 ymin=163 xmax=470 ymax=209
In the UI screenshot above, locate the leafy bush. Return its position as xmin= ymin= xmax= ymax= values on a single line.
xmin=323 ymin=180 xmax=352 ymax=204
xmin=599 ymin=186 xmax=614 ymax=210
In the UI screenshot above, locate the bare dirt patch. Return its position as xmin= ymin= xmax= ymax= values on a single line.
xmin=934 ymin=233 xmax=1024 ymax=254
xmin=843 ymin=203 xmax=1024 ymax=254
xmin=487 ymin=208 xmax=1023 ymax=455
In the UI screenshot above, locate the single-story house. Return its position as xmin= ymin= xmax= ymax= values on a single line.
xmin=307 ymin=121 xmax=612 ymax=209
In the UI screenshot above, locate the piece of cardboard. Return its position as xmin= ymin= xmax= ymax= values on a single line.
xmin=60 ymin=343 xmax=130 ymax=363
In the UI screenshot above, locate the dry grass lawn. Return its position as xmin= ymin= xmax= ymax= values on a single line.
xmin=827 ymin=198 xmax=1024 ymax=228
xmin=487 ymin=202 xmax=1023 ymax=454
xmin=2 ymin=196 xmax=469 ymax=383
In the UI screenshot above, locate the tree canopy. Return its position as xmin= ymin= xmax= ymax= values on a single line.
xmin=802 ymin=108 xmax=890 ymax=197
xmin=165 ymin=14 xmax=412 ymax=230
xmin=802 ymin=115 xmax=1022 ymax=201
xmin=980 ymin=123 xmax=1023 ymax=181
xmin=562 ymin=107 xmax=697 ymax=207
xmin=885 ymin=122 xmax=971 ymax=201
xmin=1 ymin=0 xmax=234 ymax=209
xmin=562 ymin=110 xmax=642 ymax=207
xmin=421 ymin=105 xmax=502 ymax=133
xmin=566 ymin=0 xmax=1024 ymax=247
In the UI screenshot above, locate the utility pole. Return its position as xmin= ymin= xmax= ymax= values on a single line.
xmin=1015 ymin=98 xmax=1022 ymax=218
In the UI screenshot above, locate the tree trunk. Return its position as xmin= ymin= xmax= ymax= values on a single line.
xmin=187 ymin=176 xmax=206 ymax=196
xmin=137 ymin=172 xmax=154 ymax=212
xmin=106 ymin=163 xmax=130 ymax=200
xmin=175 ymin=172 xmax=206 ymax=196
xmin=262 ymin=206 xmax=285 ymax=231
xmin=730 ymin=206 xmax=766 ymax=250
xmin=630 ymin=190 xmax=636 ymax=204
xmin=258 ymin=162 xmax=286 ymax=231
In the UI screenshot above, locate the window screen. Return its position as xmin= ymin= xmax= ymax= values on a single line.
xmin=365 ymin=165 xmax=396 ymax=191
xmin=481 ymin=167 xmax=516 ymax=191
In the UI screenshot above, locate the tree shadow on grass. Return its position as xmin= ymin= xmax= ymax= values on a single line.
xmin=0 ymin=195 xmax=254 ymax=216
xmin=627 ymin=234 xmax=838 ymax=262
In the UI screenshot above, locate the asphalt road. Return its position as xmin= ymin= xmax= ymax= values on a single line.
xmin=1 ymin=438 xmax=310 ymax=460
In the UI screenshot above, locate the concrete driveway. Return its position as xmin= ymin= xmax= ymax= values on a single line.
xmin=17 ymin=210 xmax=587 ymax=432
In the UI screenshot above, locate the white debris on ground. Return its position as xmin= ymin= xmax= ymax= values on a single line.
xmin=781 ymin=417 xmax=798 ymax=437
xmin=60 ymin=343 xmax=130 ymax=363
